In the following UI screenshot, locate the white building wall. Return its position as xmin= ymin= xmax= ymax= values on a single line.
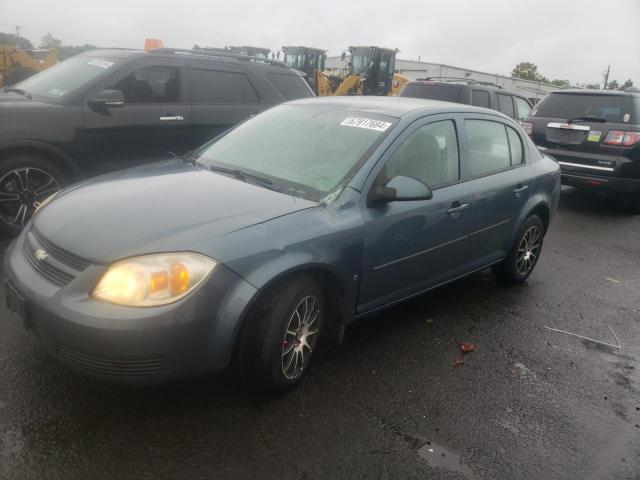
xmin=325 ymin=56 xmax=557 ymax=103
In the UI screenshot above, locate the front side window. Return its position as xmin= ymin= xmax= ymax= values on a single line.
xmin=497 ymin=94 xmax=515 ymax=118
xmin=514 ymin=97 xmax=532 ymax=121
xmin=386 ymin=120 xmax=459 ymax=188
xmin=188 ymin=69 xmax=258 ymax=104
xmin=466 ymin=120 xmax=511 ymax=176
xmin=471 ymin=90 xmax=490 ymax=108
xmin=196 ymin=104 xmax=396 ymax=201
xmin=110 ymin=65 xmax=181 ymax=103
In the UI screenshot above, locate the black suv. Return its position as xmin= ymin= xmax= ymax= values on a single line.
xmin=399 ymin=79 xmax=533 ymax=122
xmin=522 ymin=89 xmax=640 ymax=212
xmin=0 ymin=48 xmax=313 ymax=234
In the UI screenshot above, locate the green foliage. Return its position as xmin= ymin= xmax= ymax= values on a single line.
xmin=583 ymin=83 xmax=600 ymax=90
xmin=0 ymin=32 xmax=33 ymax=49
xmin=39 ymin=33 xmax=62 ymax=49
xmin=606 ymin=80 xmax=620 ymax=90
xmin=550 ymin=79 xmax=570 ymax=87
xmin=511 ymin=62 xmax=542 ymax=82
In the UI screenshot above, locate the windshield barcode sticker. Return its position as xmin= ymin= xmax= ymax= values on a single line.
xmin=87 ymin=59 xmax=114 ymax=69
xmin=340 ymin=117 xmax=392 ymax=132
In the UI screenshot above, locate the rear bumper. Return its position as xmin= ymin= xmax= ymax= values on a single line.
xmin=561 ymin=171 xmax=640 ymax=194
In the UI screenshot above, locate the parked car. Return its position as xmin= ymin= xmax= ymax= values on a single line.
xmin=4 ymin=97 xmax=560 ymax=391
xmin=522 ymin=88 xmax=640 ymax=212
xmin=399 ymin=79 xmax=533 ymax=122
xmin=0 ymin=48 xmax=314 ymax=235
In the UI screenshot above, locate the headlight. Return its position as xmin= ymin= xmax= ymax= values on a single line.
xmin=91 ymin=253 xmax=216 ymax=307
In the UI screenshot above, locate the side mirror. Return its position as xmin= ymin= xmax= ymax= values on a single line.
xmin=368 ymin=175 xmax=433 ymax=207
xmin=88 ymin=89 xmax=125 ymax=108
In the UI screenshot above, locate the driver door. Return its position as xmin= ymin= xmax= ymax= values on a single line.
xmin=357 ymin=115 xmax=474 ymax=314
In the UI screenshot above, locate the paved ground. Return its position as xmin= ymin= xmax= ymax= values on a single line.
xmin=1 ymin=187 xmax=639 ymax=480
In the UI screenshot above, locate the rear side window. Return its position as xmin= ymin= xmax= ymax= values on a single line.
xmin=399 ymin=83 xmax=463 ymax=103
xmin=497 ymin=94 xmax=515 ymax=118
xmin=188 ymin=69 xmax=259 ymax=104
xmin=471 ymin=90 xmax=490 ymax=108
xmin=533 ymin=93 xmax=634 ymax=123
xmin=266 ymin=72 xmax=313 ymax=100
xmin=466 ymin=120 xmax=511 ymax=176
xmin=506 ymin=127 xmax=523 ymax=165
xmin=514 ymin=97 xmax=532 ymax=121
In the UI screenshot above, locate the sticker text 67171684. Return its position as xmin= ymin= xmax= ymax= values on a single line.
xmin=340 ymin=117 xmax=392 ymax=132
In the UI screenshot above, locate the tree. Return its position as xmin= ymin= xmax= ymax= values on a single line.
xmin=621 ymin=79 xmax=634 ymax=90
xmin=606 ymin=79 xmax=620 ymax=90
xmin=39 ymin=33 xmax=62 ymax=49
xmin=550 ymin=79 xmax=570 ymax=87
xmin=0 ymin=32 xmax=33 ymax=49
xmin=584 ymin=83 xmax=600 ymax=90
xmin=512 ymin=62 xmax=542 ymax=82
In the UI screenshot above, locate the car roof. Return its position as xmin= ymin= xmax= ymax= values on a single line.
xmin=547 ymin=88 xmax=639 ymax=97
xmin=288 ymin=96 xmax=505 ymax=119
xmin=404 ymin=79 xmax=526 ymax=98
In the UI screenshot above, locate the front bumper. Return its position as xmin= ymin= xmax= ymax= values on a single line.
xmin=3 ymin=231 xmax=257 ymax=384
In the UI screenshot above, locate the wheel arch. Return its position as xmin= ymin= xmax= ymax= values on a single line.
xmin=0 ymin=140 xmax=82 ymax=181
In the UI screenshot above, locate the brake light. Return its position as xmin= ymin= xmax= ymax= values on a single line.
xmin=604 ymin=131 xmax=640 ymax=146
xmin=521 ymin=122 xmax=533 ymax=136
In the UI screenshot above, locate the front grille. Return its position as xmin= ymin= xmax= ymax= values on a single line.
xmin=22 ymin=228 xmax=90 ymax=287
xmin=56 ymin=344 xmax=165 ymax=377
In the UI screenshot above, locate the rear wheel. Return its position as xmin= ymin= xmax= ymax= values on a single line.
xmin=237 ymin=275 xmax=324 ymax=393
xmin=492 ymin=215 xmax=545 ymax=284
xmin=0 ymin=153 xmax=65 ymax=236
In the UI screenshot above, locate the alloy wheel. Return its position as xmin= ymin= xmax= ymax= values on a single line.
xmin=516 ymin=225 xmax=542 ymax=275
xmin=281 ymin=295 xmax=320 ymax=380
xmin=0 ymin=167 xmax=60 ymax=227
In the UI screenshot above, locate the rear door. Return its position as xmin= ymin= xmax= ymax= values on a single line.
xmin=185 ymin=60 xmax=263 ymax=149
xmin=80 ymin=57 xmax=190 ymax=174
xmin=529 ymin=92 xmax=635 ymax=175
xmin=462 ymin=115 xmax=533 ymax=264
xmin=358 ymin=114 xmax=475 ymax=313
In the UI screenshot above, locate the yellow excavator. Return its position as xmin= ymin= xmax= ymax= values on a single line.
xmin=314 ymin=46 xmax=409 ymax=97
xmin=0 ymin=44 xmax=58 ymax=87
xmin=282 ymin=46 xmax=327 ymax=94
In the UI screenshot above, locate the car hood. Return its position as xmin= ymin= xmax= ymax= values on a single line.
xmin=33 ymin=160 xmax=318 ymax=264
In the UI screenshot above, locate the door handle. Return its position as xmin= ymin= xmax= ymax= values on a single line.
xmin=513 ymin=184 xmax=529 ymax=196
xmin=159 ymin=115 xmax=184 ymax=121
xmin=447 ymin=202 xmax=470 ymax=217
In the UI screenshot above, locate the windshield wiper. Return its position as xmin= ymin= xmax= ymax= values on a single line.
xmin=3 ymin=87 xmax=32 ymax=99
xmin=207 ymin=164 xmax=276 ymax=190
xmin=568 ymin=115 xmax=606 ymax=123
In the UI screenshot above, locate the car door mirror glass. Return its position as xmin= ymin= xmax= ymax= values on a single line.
xmin=89 ymin=89 xmax=125 ymax=108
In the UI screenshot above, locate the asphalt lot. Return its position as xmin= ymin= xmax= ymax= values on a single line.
xmin=1 ymin=186 xmax=639 ymax=480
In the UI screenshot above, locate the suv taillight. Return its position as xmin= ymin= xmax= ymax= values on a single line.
xmin=604 ymin=131 xmax=640 ymax=146
xmin=521 ymin=122 xmax=533 ymax=136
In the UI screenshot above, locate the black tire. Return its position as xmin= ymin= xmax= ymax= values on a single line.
xmin=492 ymin=214 xmax=545 ymax=284
xmin=0 ymin=153 xmax=66 ymax=237
xmin=237 ymin=275 xmax=324 ymax=393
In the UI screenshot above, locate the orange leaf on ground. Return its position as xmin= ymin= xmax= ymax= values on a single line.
xmin=458 ymin=341 xmax=475 ymax=353
xmin=452 ymin=358 xmax=464 ymax=368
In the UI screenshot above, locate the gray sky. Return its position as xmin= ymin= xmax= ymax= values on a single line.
xmin=1 ymin=0 xmax=638 ymax=85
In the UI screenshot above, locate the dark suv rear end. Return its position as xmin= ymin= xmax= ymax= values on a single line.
xmin=399 ymin=79 xmax=533 ymax=122
xmin=522 ymin=89 xmax=640 ymax=212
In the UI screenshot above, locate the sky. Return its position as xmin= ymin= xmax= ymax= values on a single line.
xmin=1 ymin=0 xmax=638 ymax=86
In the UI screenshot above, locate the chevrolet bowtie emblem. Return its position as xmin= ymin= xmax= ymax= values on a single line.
xmin=34 ymin=249 xmax=49 ymax=261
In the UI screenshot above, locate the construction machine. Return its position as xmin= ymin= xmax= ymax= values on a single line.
xmin=282 ymin=46 xmax=327 ymax=94
xmin=0 ymin=44 xmax=58 ymax=87
xmin=315 ymin=46 xmax=409 ymax=97
xmin=226 ymin=46 xmax=271 ymax=59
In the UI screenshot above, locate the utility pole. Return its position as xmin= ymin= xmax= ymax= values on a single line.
xmin=603 ymin=65 xmax=610 ymax=90
xmin=15 ymin=26 xmax=21 ymax=38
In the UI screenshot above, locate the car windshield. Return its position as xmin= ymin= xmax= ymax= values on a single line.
xmin=14 ymin=55 xmax=120 ymax=102
xmin=284 ymin=49 xmax=305 ymax=69
xmin=533 ymin=93 xmax=634 ymax=123
xmin=195 ymin=104 xmax=396 ymax=201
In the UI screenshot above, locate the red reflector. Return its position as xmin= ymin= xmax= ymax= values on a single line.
xmin=585 ymin=179 xmax=604 ymax=186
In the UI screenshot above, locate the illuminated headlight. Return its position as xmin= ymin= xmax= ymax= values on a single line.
xmin=91 ymin=253 xmax=216 ymax=307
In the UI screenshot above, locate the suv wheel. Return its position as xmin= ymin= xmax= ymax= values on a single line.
xmin=492 ymin=215 xmax=545 ymax=284
xmin=0 ymin=153 xmax=65 ymax=236
xmin=238 ymin=275 xmax=324 ymax=393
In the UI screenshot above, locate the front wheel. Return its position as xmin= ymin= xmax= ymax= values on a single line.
xmin=492 ymin=215 xmax=545 ymax=284
xmin=0 ymin=154 xmax=65 ymax=236
xmin=237 ymin=275 xmax=324 ymax=393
